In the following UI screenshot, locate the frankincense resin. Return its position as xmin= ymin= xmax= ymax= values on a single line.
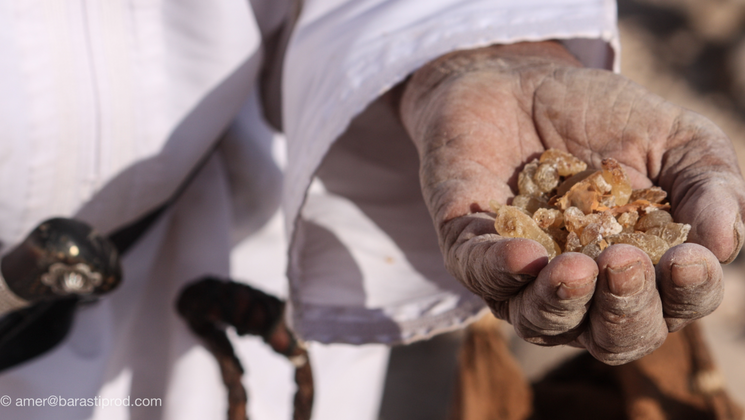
xmin=492 ymin=149 xmax=690 ymax=264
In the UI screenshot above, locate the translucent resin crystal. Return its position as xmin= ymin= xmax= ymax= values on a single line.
xmin=491 ymin=150 xmax=690 ymax=263
xmin=494 ymin=205 xmax=561 ymax=259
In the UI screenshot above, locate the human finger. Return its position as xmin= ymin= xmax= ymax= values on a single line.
xmin=657 ymin=112 xmax=745 ymax=263
xmin=508 ymin=252 xmax=597 ymax=346
xmin=579 ymin=244 xmax=667 ymax=365
xmin=439 ymin=213 xmax=550 ymax=319
xmin=655 ymin=243 xmax=724 ymax=332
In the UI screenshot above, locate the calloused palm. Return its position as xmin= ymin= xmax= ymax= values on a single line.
xmin=400 ymin=41 xmax=745 ymax=365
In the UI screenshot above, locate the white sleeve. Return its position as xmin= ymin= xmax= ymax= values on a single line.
xmin=282 ymin=0 xmax=619 ymax=344
xmin=282 ymin=0 xmax=618 ymax=232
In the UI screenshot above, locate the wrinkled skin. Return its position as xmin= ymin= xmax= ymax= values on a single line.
xmin=400 ymin=41 xmax=745 ymax=365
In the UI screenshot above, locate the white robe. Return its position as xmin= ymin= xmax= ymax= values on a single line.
xmin=0 ymin=0 xmax=617 ymax=418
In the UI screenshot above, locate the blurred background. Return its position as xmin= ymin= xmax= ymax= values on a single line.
xmin=618 ymin=0 xmax=745 ymax=165
xmin=378 ymin=1 xmax=745 ymax=418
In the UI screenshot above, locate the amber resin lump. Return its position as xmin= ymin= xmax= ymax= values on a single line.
xmin=492 ymin=149 xmax=690 ymax=264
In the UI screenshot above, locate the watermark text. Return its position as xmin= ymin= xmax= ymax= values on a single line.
xmin=0 ymin=395 xmax=161 ymax=408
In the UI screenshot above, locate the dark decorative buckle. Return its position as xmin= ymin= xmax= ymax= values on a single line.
xmin=40 ymin=263 xmax=102 ymax=295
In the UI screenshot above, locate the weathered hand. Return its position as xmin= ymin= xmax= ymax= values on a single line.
xmin=399 ymin=41 xmax=745 ymax=365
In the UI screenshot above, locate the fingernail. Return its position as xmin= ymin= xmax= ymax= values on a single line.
xmin=606 ymin=261 xmax=645 ymax=296
xmin=725 ymin=215 xmax=743 ymax=263
xmin=556 ymin=276 xmax=596 ymax=300
xmin=671 ymin=261 xmax=708 ymax=287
